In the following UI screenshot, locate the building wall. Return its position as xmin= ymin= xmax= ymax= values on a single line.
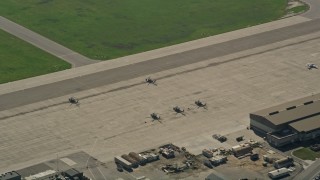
xmin=268 ymin=168 xmax=290 ymax=179
xmin=266 ymin=129 xmax=320 ymax=147
xmin=233 ymin=146 xmax=253 ymax=157
xmin=297 ymin=129 xmax=320 ymax=141
xmin=267 ymin=133 xmax=298 ymax=147
xmin=250 ymin=114 xmax=276 ymax=133
xmin=274 ymin=158 xmax=294 ymax=169
xmin=250 ymin=112 xmax=320 ymax=147
xmin=0 ymin=171 xmax=21 ymax=180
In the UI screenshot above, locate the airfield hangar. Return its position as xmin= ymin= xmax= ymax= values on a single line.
xmin=250 ymin=94 xmax=320 ymax=147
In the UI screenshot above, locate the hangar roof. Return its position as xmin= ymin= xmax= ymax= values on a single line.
xmin=289 ymin=115 xmax=320 ymax=132
xmin=266 ymin=100 xmax=320 ymax=125
xmin=252 ymin=93 xmax=320 ymax=117
xmin=251 ymin=93 xmax=320 ymax=126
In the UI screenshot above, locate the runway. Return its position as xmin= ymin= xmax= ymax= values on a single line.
xmin=1 ymin=18 xmax=320 ymax=111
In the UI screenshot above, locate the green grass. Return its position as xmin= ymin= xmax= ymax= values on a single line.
xmin=0 ymin=0 xmax=287 ymax=60
xmin=292 ymin=147 xmax=320 ymax=161
xmin=0 ymin=30 xmax=71 ymax=84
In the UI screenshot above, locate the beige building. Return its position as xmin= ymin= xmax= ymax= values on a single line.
xmin=250 ymin=94 xmax=320 ymax=147
xmin=273 ymin=157 xmax=294 ymax=169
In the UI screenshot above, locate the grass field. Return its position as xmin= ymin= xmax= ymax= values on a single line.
xmin=0 ymin=0 xmax=287 ymax=60
xmin=292 ymin=147 xmax=320 ymax=161
xmin=0 ymin=30 xmax=71 ymax=84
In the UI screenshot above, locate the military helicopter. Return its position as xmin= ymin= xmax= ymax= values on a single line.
xmin=150 ymin=113 xmax=161 ymax=120
xmin=306 ymin=63 xmax=318 ymax=70
xmin=173 ymin=106 xmax=185 ymax=115
xmin=68 ymin=97 xmax=80 ymax=105
xmin=147 ymin=113 xmax=162 ymax=123
xmin=195 ymin=100 xmax=207 ymax=109
xmin=145 ymin=77 xmax=157 ymax=85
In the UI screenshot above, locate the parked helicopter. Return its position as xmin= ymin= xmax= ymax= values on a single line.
xmin=150 ymin=113 xmax=161 ymax=120
xmin=306 ymin=63 xmax=318 ymax=70
xmin=147 ymin=113 xmax=161 ymax=123
xmin=195 ymin=100 xmax=207 ymax=109
xmin=145 ymin=77 xmax=157 ymax=85
xmin=173 ymin=106 xmax=185 ymax=115
xmin=68 ymin=97 xmax=80 ymax=105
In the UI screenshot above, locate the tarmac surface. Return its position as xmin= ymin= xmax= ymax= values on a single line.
xmin=1 ymin=18 xmax=320 ymax=111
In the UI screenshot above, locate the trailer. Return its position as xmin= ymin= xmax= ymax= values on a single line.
xmin=232 ymin=144 xmax=252 ymax=158
xmin=274 ymin=157 xmax=293 ymax=169
xmin=129 ymin=152 xmax=147 ymax=165
xmin=121 ymin=154 xmax=139 ymax=168
xmin=268 ymin=168 xmax=290 ymax=179
xmin=209 ymin=155 xmax=227 ymax=166
xmin=140 ymin=153 xmax=159 ymax=163
xmin=114 ymin=156 xmax=132 ymax=171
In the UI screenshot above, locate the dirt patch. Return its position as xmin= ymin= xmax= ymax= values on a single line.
xmin=287 ymin=0 xmax=304 ymax=9
xmin=282 ymin=0 xmax=308 ymax=18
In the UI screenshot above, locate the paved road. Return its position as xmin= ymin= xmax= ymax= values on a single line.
xmin=0 ymin=16 xmax=99 ymax=67
xmin=293 ymin=159 xmax=320 ymax=180
xmin=1 ymin=19 xmax=320 ymax=111
xmin=302 ymin=0 xmax=320 ymax=19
